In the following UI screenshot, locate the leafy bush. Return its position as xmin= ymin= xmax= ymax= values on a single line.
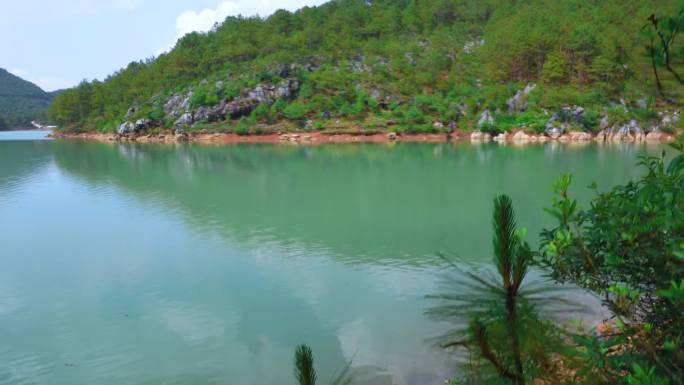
xmin=630 ymin=108 xmax=660 ymax=124
xmin=148 ymin=102 xmax=164 ymax=121
xmin=541 ymin=147 xmax=684 ymax=382
xmin=514 ymin=111 xmax=548 ymax=133
xmin=404 ymin=105 xmax=426 ymax=125
xmin=283 ymin=103 xmax=308 ymax=121
xmin=580 ymin=108 xmax=600 ymax=132
xmin=252 ymin=103 xmax=270 ymax=121
xmin=189 ymin=87 xmax=208 ymax=109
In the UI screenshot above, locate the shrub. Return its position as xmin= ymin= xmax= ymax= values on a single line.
xmin=405 ymin=105 xmax=426 ymax=125
xmin=283 ymin=103 xmax=308 ymax=120
xmin=515 ymin=110 xmax=548 ymax=133
xmin=270 ymin=98 xmax=287 ymax=117
xmin=541 ymin=148 xmax=684 ymax=382
xmin=148 ymin=102 xmax=164 ymax=121
xmin=189 ymin=87 xmax=208 ymax=109
xmin=581 ymin=108 xmax=600 ymax=132
xmin=252 ymin=103 xmax=270 ymax=121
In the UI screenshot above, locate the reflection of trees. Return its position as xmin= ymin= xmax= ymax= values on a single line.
xmin=52 ymin=141 xmax=655 ymax=267
xmin=0 ymin=141 xmax=52 ymax=197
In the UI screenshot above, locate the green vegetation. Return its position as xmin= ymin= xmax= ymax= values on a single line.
xmin=432 ymin=144 xmax=684 ymax=384
xmin=540 ymin=147 xmax=684 ymax=384
xmin=428 ymin=195 xmax=569 ymax=384
xmin=643 ymin=8 xmax=684 ymax=100
xmin=0 ymin=68 xmax=55 ymax=129
xmin=293 ymin=345 xmax=352 ymax=385
xmin=48 ymin=0 xmax=683 ymax=134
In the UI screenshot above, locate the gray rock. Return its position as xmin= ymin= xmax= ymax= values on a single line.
xmin=322 ymin=111 xmax=332 ymax=119
xmin=125 ymin=107 xmax=137 ymax=118
xmin=274 ymin=78 xmax=300 ymax=100
xmin=506 ymin=84 xmax=536 ymax=113
xmin=571 ymin=106 xmax=585 ymax=123
xmin=662 ymin=110 xmax=680 ymax=127
xmin=304 ymin=120 xmax=315 ymax=131
xmin=117 ymin=121 xmax=136 ymax=135
xmin=477 ymin=109 xmax=494 ymax=128
xmin=194 ymin=107 xmax=211 ymax=122
xmin=134 ymin=119 xmax=152 ymax=132
xmin=164 ymin=93 xmax=191 ymax=116
xmin=249 ymin=85 xmax=271 ymax=104
xmin=610 ymin=119 xmax=642 ymax=141
xmin=207 ymin=101 xmax=228 ymax=122
xmin=370 ymin=88 xmax=381 ymax=101
xmin=275 ymin=63 xmax=291 ymax=78
xmin=470 ymin=131 xmax=491 ymax=142
xmin=226 ymin=100 xmax=256 ymax=119
xmin=248 ymin=78 xmax=300 ymax=105
xmin=636 ymin=98 xmax=648 ymax=109
xmin=348 ymin=54 xmax=366 ymax=73
xmin=405 ymin=52 xmax=417 ymax=66
xmin=463 ymin=38 xmax=485 ymax=54
xmin=174 ymin=112 xmax=194 ymax=127
xmin=545 ymin=126 xmax=564 ymax=139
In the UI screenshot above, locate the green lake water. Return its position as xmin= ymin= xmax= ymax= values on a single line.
xmin=0 ymin=131 xmax=668 ymax=385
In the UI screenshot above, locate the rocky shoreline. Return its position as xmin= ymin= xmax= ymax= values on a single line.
xmin=50 ymin=128 xmax=675 ymax=145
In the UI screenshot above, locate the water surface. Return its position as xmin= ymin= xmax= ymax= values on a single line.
xmin=0 ymin=132 xmax=666 ymax=385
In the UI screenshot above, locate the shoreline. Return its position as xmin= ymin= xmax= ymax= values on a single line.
xmin=49 ymin=129 xmax=677 ymax=145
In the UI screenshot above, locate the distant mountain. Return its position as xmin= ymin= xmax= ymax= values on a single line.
xmin=0 ymin=68 xmax=53 ymax=130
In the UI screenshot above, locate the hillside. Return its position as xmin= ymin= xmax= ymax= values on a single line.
xmin=49 ymin=0 xmax=684 ymax=136
xmin=0 ymin=68 xmax=53 ymax=130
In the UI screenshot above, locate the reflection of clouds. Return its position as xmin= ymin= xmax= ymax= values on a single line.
xmin=337 ymin=317 xmax=374 ymax=363
xmin=367 ymin=266 xmax=442 ymax=301
xmin=248 ymin=239 xmax=332 ymax=308
xmin=159 ymin=301 xmax=237 ymax=345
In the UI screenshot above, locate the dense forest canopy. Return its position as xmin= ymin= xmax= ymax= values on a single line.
xmin=49 ymin=0 xmax=683 ymax=133
xmin=0 ymin=68 xmax=54 ymax=129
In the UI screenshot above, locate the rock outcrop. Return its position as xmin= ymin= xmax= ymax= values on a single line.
xmin=512 ymin=131 xmax=531 ymax=142
xmin=507 ymin=84 xmax=536 ymax=113
xmin=174 ymin=112 xmax=194 ymax=128
xmin=470 ymin=131 xmax=491 ymax=142
xmin=477 ymin=109 xmax=494 ymax=128
xmin=164 ymin=93 xmax=191 ymax=117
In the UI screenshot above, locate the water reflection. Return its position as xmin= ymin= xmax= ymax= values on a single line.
xmin=0 ymin=138 xmax=667 ymax=385
xmin=52 ymin=140 xmax=662 ymax=263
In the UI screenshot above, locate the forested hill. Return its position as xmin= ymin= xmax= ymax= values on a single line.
xmin=49 ymin=0 xmax=684 ymax=135
xmin=0 ymin=68 xmax=54 ymax=130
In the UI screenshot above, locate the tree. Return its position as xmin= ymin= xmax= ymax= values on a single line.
xmin=428 ymin=195 xmax=569 ymax=385
xmin=643 ymin=8 xmax=684 ymax=100
xmin=293 ymin=344 xmax=352 ymax=385
xmin=541 ymin=52 xmax=569 ymax=84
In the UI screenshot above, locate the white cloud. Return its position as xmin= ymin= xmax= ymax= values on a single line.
xmin=174 ymin=0 xmax=327 ymax=42
xmin=9 ymin=68 xmax=75 ymax=92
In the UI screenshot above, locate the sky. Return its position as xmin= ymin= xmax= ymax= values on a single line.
xmin=0 ymin=0 xmax=327 ymax=91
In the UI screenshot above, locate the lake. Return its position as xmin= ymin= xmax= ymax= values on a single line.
xmin=0 ymin=131 xmax=667 ymax=385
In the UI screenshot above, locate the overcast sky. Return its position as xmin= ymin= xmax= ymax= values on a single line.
xmin=1 ymin=0 xmax=327 ymax=91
